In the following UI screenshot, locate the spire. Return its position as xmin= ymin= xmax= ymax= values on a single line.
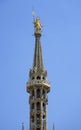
xmin=53 ymin=123 xmax=55 ymax=130
xmin=27 ymin=16 xmax=50 ymax=92
xmin=33 ymin=17 xmax=44 ymax=70
xmin=22 ymin=122 xmax=24 ymax=130
xmin=27 ymin=16 xmax=50 ymax=130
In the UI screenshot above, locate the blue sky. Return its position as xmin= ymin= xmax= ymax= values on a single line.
xmin=0 ymin=0 xmax=81 ymax=130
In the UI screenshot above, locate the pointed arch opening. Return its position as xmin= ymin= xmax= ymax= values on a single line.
xmin=36 ymin=113 xmax=40 ymax=119
xmin=32 ymin=89 xmax=35 ymax=99
xmin=37 ymin=102 xmax=40 ymax=110
xmin=37 ymin=89 xmax=41 ymax=98
xmin=31 ymin=103 xmax=34 ymax=112
xmin=31 ymin=115 xmax=34 ymax=123
xmin=37 ymin=76 xmax=41 ymax=80
xmin=43 ymin=103 xmax=46 ymax=111
xmin=36 ymin=128 xmax=40 ymax=130
xmin=42 ymin=89 xmax=45 ymax=98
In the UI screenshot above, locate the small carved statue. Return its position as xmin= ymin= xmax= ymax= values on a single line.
xmin=34 ymin=18 xmax=42 ymax=34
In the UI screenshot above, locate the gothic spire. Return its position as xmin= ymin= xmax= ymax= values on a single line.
xmin=27 ymin=16 xmax=50 ymax=130
xmin=22 ymin=122 xmax=24 ymax=130
xmin=33 ymin=17 xmax=44 ymax=70
xmin=53 ymin=123 xmax=55 ymax=130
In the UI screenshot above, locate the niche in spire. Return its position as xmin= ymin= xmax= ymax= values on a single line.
xmin=37 ymin=89 xmax=41 ymax=98
xmin=37 ymin=76 xmax=41 ymax=80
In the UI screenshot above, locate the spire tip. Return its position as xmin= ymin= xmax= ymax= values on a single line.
xmin=34 ymin=17 xmax=43 ymax=36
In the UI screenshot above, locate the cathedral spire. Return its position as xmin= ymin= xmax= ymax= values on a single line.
xmin=53 ymin=123 xmax=55 ymax=130
xmin=33 ymin=17 xmax=44 ymax=70
xmin=22 ymin=122 xmax=24 ymax=130
xmin=27 ymin=16 xmax=50 ymax=130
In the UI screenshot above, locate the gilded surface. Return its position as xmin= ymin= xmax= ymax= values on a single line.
xmin=27 ymin=17 xmax=50 ymax=130
xmin=34 ymin=18 xmax=42 ymax=34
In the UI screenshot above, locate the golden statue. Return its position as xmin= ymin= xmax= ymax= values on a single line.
xmin=34 ymin=17 xmax=42 ymax=34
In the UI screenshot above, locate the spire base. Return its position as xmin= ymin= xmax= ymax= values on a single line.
xmin=34 ymin=32 xmax=41 ymax=37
